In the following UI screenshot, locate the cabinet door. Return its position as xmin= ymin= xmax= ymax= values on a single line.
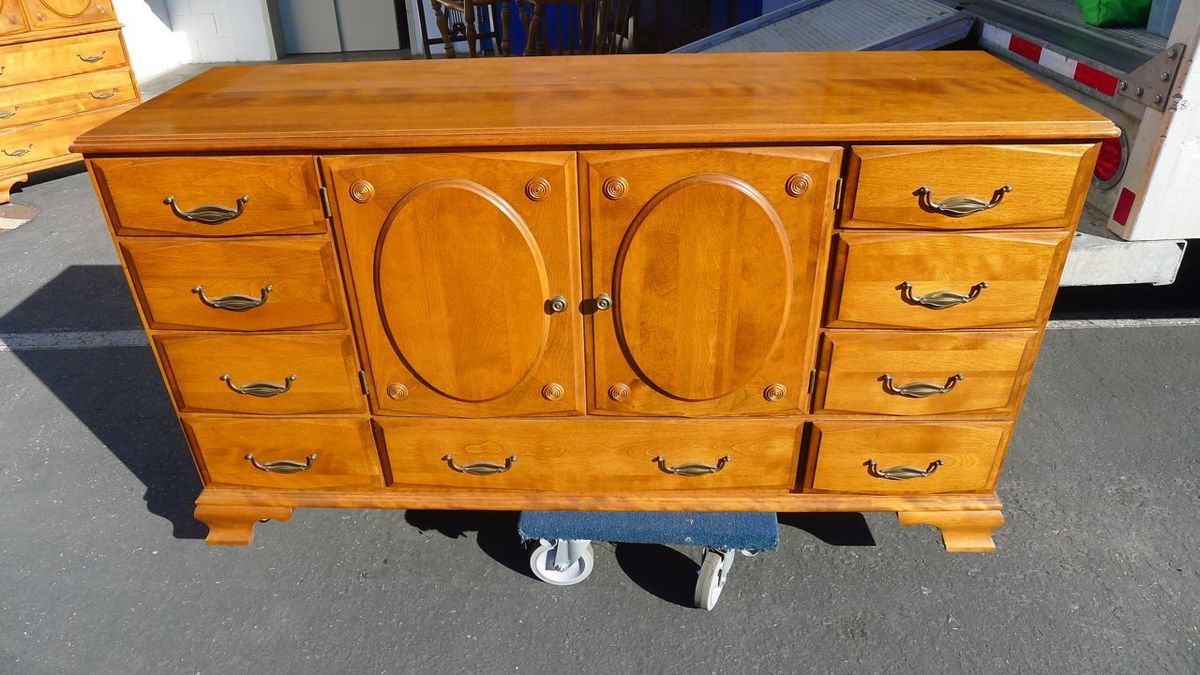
xmin=325 ymin=153 xmax=584 ymax=417
xmin=19 ymin=0 xmax=113 ymax=30
xmin=1 ymin=0 xmax=29 ymax=36
xmin=583 ymin=147 xmax=841 ymax=416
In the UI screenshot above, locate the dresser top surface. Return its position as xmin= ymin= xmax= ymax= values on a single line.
xmin=73 ymin=52 xmax=1117 ymax=154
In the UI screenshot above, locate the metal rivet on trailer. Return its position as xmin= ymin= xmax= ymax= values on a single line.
xmin=1118 ymin=81 xmax=1127 ymax=91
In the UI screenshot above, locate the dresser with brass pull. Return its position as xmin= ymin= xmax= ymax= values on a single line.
xmin=1 ymin=0 xmax=138 ymax=203
xmin=73 ymin=53 xmax=1116 ymax=553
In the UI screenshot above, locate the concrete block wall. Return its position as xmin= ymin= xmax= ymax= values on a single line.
xmin=162 ymin=0 xmax=277 ymax=62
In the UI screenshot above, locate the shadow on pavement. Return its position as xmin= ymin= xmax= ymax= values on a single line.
xmin=404 ymin=510 xmax=533 ymax=579
xmin=778 ymin=512 xmax=876 ymax=546
xmin=614 ymin=543 xmax=699 ymax=607
xmin=2 ymin=265 xmax=205 ymax=539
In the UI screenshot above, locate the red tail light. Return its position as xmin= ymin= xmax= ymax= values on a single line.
xmin=1093 ymin=134 xmax=1127 ymax=188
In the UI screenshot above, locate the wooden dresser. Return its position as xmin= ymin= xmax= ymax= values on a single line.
xmin=1 ymin=0 xmax=138 ymax=203
xmin=73 ymin=53 xmax=1116 ymax=553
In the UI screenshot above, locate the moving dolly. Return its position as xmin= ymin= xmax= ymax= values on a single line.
xmin=517 ymin=511 xmax=779 ymax=610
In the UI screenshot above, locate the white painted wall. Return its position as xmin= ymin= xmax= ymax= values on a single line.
xmin=115 ymin=0 xmax=280 ymax=78
xmin=112 ymin=0 xmax=190 ymax=80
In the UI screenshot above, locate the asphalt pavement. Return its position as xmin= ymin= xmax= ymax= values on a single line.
xmin=0 ymin=164 xmax=1197 ymax=674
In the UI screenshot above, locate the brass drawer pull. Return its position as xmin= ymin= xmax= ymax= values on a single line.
xmin=653 ymin=455 xmax=730 ymax=476
xmin=164 ymin=194 xmax=249 ymax=224
xmin=193 ymin=284 xmax=272 ymax=311
xmin=0 ymin=106 xmax=17 ymax=120
xmin=899 ymin=281 xmax=987 ymax=309
xmin=442 ymin=454 xmax=517 ymax=475
xmin=881 ymin=373 xmax=963 ymax=398
xmin=3 ymin=144 xmax=31 ymax=158
xmin=915 ymin=185 xmax=1011 ymax=217
xmin=865 ymin=459 xmax=942 ymax=480
xmin=77 ymin=51 xmax=106 ymax=63
xmin=220 ymin=373 xmax=296 ymax=397
xmin=90 ymin=88 xmax=117 ymax=100
xmin=245 ymin=453 xmax=317 ymax=474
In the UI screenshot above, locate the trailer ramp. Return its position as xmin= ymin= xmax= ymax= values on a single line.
xmin=675 ymin=0 xmax=973 ymax=53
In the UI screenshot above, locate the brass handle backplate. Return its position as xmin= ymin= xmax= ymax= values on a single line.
xmin=899 ymin=281 xmax=987 ymax=309
xmin=89 ymin=88 xmax=116 ymax=100
xmin=78 ymin=51 xmax=106 ymax=63
xmin=245 ymin=453 xmax=317 ymax=474
xmin=653 ymin=455 xmax=731 ymax=476
xmin=164 ymin=194 xmax=249 ymax=224
xmin=442 ymin=454 xmax=517 ymax=476
xmin=0 ymin=106 xmax=17 ymax=120
xmin=915 ymin=185 xmax=1011 ymax=217
xmin=865 ymin=459 xmax=943 ymax=480
xmin=3 ymin=144 xmax=31 ymax=157
xmin=221 ymin=373 xmax=296 ymax=397
xmin=881 ymin=373 xmax=963 ymax=398
xmin=193 ymin=285 xmax=271 ymax=311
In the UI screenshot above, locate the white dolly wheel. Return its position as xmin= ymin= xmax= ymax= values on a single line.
xmin=695 ymin=548 xmax=737 ymax=611
xmin=529 ymin=538 xmax=594 ymax=586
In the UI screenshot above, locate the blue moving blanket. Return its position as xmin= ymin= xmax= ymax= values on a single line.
xmin=518 ymin=511 xmax=779 ymax=551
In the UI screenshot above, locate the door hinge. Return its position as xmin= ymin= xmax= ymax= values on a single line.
xmin=319 ymin=186 xmax=333 ymax=219
xmin=833 ymin=176 xmax=845 ymax=211
xmin=807 ymin=368 xmax=818 ymax=395
xmin=358 ymin=370 xmax=370 ymax=396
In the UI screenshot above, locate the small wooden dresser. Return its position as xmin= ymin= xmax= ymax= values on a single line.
xmin=1 ymin=0 xmax=138 ymax=202
xmin=74 ymin=53 xmax=1116 ymax=552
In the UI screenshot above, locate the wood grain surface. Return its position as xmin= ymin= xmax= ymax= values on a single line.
xmin=806 ymin=420 xmax=1011 ymax=494
xmin=118 ymin=237 xmax=348 ymax=331
xmin=814 ymin=330 xmax=1038 ymax=416
xmin=842 ymin=144 xmax=1097 ymax=229
xmin=92 ymin=156 xmax=326 ymax=236
xmin=184 ymin=416 xmax=381 ymax=490
xmin=71 ymin=52 xmax=1118 ymax=154
xmin=377 ymin=417 xmax=803 ymax=491
xmin=826 ymin=230 xmax=1072 ymax=329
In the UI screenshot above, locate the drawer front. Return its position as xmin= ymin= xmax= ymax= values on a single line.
xmin=827 ymin=231 xmax=1071 ymax=329
xmin=814 ymin=331 xmax=1037 ymax=416
xmin=183 ymin=417 xmax=382 ymax=489
xmin=0 ymin=29 xmax=125 ymax=87
xmin=378 ymin=418 xmax=802 ymax=491
xmin=92 ymin=156 xmax=326 ymax=236
xmin=0 ymin=103 xmax=126 ymax=170
xmin=156 ymin=333 xmax=366 ymax=415
xmin=843 ymin=144 xmax=1096 ymax=230
xmin=0 ymin=68 xmax=137 ymax=130
xmin=1 ymin=0 xmax=29 ymax=35
xmin=20 ymin=0 xmax=113 ymax=30
xmin=118 ymin=238 xmax=349 ymax=331
xmin=807 ymin=421 xmax=1009 ymax=494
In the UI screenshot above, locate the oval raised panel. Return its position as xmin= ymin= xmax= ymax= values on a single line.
xmin=614 ymin=174 xmax=793 ymax=401
xmin=35 ymin=0 xmax=93 ymax=16
xmin=375 ymin=180 xmax=550 ymax=402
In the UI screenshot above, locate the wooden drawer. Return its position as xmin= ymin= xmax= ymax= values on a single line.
xmin=1 ymin=0 xmax=29 ymax=36
xmin=118 ymin=238 xmax=349 ymax=331
xmin=826 ymin=230 xmax=1071 ymax=329
xmin=377 ymin=418 xmax=802 ymax=491
xmin=814 ymin=331 xmax=1037 ymax=416
xmin=183 ymin=416 xmax=382 ymax=489
xmin=20 ymin=0 xmax=114 ymax=30
xmin=0 ymin=104 xmax=126 ymax=171
xmin=156 ymin=333 xmax=366 ymax=415
xmin=1 ymin=68 xmax=137 ymax=130
xmin=842 ymin=144 xmax=1096 ymax=229
xmin=806 ymin=421 xmax=1010 ymax=494
xmin=91 ymin=156 xmax=327 ymax=236
xmin=0 ymin=29 xmax=125 ymax=87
